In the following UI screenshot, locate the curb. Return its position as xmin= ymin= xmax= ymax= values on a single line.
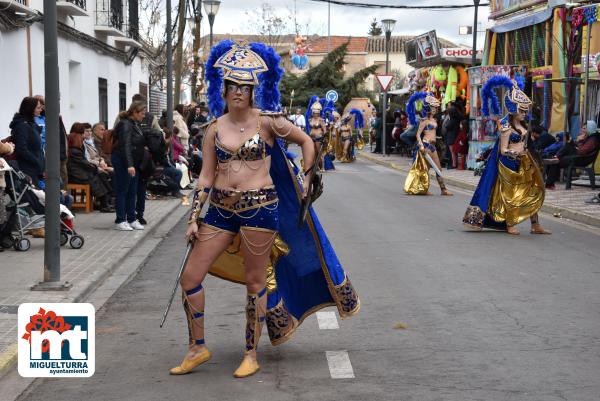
xmin=0 ymin=197 xmax=188 ymax=377
xmin=357 ymin=152 xmax=600 ymax=229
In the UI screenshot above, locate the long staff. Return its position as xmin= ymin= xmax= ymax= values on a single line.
xmin=160 ymin=240 xmax=193 ymax=328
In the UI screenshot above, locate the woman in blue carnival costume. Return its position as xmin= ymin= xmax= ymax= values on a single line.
xmin=321 ymin=99 xmax=337 ymax=171
xmin=463 ymin=76 xmax=551 ymax=235
xmin=305 ymin=96 xmax=328 ymax=169
xmin=339 ymin=114 xmax=354 ymax=162
xmin=349 ymin=108 xmax=366 ymax=153
xmin=170 ymin=41 xmax=360 ymax=378
xmin=403 ymin=92 xmax=453 ymax=196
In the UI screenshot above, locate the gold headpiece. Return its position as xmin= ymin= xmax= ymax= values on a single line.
xmin=311 ymin=101 xmax=323 ymax=113
xmin=425 ymin=95 xmax=441 ymax=108
xmin=507 ymin=80 xmax=532 ymax=112
xmin=214 ymin=41 xmax=269 ymax=85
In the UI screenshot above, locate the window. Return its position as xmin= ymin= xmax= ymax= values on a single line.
xmin=119 ymin=82 xmax=126 ymax=112
xmin=138 ymin=82 xmax=148 ymax=107
xmin=98 ymin=78 xmax=108 ymax=127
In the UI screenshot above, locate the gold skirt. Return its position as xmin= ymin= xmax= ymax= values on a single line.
xmin=488 ymin=152 xmax=545 ymax=226
xmin=404 ymin=151 xmax=430 ymax=195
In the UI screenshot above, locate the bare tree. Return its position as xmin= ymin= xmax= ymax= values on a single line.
xmin=244 ymin=3 xmax=291 ymax=49
xmin=139 ymin=0 xmax=167 ymax=90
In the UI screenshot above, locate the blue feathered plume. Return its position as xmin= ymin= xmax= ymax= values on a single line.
xmin=481 ymin=75 xmax=514 ymax=117
xmin=205 ymin=40 xmax=284 ymax=118
xmin=406 ymin=92 xmax=429 ymax=126
xmin=249 ymin=42 xmax=284 ymax=112
xmin=205 ymin=40 xmax=234 ymax=118
xmin=305 ymin=95 xmax=319 ymax=134
xmin=349 ymin=108 xmax=364 ymax=129
xmin=323 ymin=100 xmax=336 ymax=122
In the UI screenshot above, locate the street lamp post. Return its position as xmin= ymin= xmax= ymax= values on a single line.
xmin=472 ymin=0 xmax=480 ymax=66
xmin=204 ymin=0 xmax=220 ymax=50
xmin=381 ymin=18 xmax=396 ymax=156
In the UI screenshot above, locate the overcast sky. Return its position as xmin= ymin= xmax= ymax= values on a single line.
xmin=204 ymin=0 xmax=491 ymax=47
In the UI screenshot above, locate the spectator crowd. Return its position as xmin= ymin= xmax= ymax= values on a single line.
xmin=1 ymin=94 xmax=210 ymax=234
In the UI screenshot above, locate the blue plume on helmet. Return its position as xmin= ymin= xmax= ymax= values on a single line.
xmin=349 ymin=108 xmax=364 ymax=129
xmin=305 ymin=95 xmax=319 ymax=134
xmin=205 ymin=40 xmax=235 ymax=118
xmin=481 ymin=75 xmax=514 ymax=117
xmin=249 ymin=42 xmax=284 ymax=113
xmin=323 ymin=100 xmax=336 ymax=122
xmin=205 ymin=40 xmax=284 ymax=118
xmin=406 ymin=92 xmax=430 ymax=126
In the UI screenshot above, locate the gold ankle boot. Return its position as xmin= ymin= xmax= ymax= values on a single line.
xmin=233 ymin=350 xmax=259 ymax=378
xmin=170 ymin=346 xmax=212 ymax=375
xmin=170 ymin=283 xmax=211 ymax=375
xmin=234 ymin=288 xmax=266 ymax=378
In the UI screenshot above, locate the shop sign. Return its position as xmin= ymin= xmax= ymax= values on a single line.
xmin=441 ymin=48 xmax=483 ymax=59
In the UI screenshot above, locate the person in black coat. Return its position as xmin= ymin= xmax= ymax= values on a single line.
xmin=67 ymin=131 xmax=112 ymax=212
xmin=111 ymin=101 xmax=147 ymax=230
xmin=10 ymin=97 xmax=44 ymax=185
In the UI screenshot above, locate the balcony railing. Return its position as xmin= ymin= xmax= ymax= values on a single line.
xmin=65 ymin=0 xmax=87 ymax=9
xmin=96 ymin=0 xmax=123 ymax=31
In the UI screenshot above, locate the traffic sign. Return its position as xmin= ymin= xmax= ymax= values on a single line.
xmin=376 ymin=75 xmax=394 ymax=91
xmin=325 ymin=90 xmax=338 ymax=103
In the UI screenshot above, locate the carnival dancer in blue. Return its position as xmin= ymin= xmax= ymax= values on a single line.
xmin=463 ymin=76 xmax=551 ymax=235
xmin=169 ymin=41 xmax=360 ymax=378
xmin=403 ymin=92 xmax=453 ymax=196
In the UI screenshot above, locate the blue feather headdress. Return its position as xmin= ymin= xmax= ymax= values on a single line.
xmin=305 ymin=95 xmax=320 ymax=134
xmin=205 ymin=40 xmax=284 ymax=118
xmin=481 ymin=74 xmax=531 ymax=117
xmin=406 ymin=92 xmax=430 ymax=126
xmin=323 ymin=100 xmax=336 ymax=122
xmin=349 ymin=109 xmax=364 ymax=129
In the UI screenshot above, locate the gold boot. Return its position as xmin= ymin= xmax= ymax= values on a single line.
xmin=233 ymin=287 xmax=266 ymax=378
xmin=170 ymin=283 xmax=212 ymax=375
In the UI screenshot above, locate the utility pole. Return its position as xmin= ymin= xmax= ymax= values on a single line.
xmin=167 ymin=0 xmax=174 ymax=131
xmin=173 ymin=0 xmax=186 ymax=105
xmin=472 ymin=0 xmax=480 ymax=66
xmin=32 ymin=0 xmax=71 ymax=290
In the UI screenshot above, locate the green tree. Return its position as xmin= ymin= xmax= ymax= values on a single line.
xmin=281 ymin=42 xmax=379 ymax=110
xmin=368 ymin=18 xmax=382 ymax=36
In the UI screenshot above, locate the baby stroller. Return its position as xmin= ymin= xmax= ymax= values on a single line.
xmin=1 ymin=164 xmax=84 ymax=251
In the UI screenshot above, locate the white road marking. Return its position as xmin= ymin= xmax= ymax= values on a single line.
xmin=316 ymin=311 xmax=339 ymax=329
xmin=326 ymin=350 xmax=355 ymax=379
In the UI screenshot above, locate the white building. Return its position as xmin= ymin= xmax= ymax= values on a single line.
xmin=0 ymin=0 xmax=149 ymax=137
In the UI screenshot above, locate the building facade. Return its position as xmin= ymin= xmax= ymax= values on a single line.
xmin=0 ymin=0 xmax=148 ymax=135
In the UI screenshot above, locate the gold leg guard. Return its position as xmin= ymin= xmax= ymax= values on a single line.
xmin=233 ymin=287 xmax=267 ymax=378
xmin=170 ymin=283 xmax=212 ymax=375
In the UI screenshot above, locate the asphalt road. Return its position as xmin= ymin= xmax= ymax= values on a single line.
xmin=16 ymin=157 xmax=600 ymax=401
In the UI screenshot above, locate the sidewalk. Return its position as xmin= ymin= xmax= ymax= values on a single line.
xmin=0 ymin=196 xmax=189 ymax=374
xmin=357 ymin=150 xmax=600 ymax=228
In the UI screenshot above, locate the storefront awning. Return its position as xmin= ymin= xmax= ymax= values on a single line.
xmin=490 ymin=7 xmax=553 ymax=33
